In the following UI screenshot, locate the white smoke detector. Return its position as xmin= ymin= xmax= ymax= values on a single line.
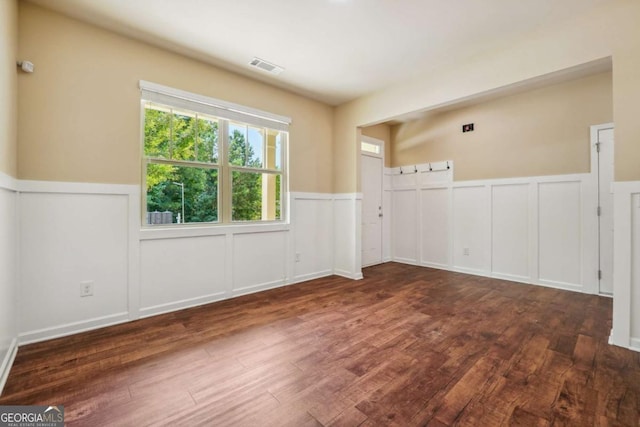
xmin=17 ymin=61 xmax=34 ymax=73
xmin=249 ymin=57 xmax=284 ymax=75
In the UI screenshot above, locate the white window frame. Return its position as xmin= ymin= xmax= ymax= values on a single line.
xmin=361 ymin=135 xmax=384 ymax=159
xmin=140 ymin=81 xmax=290 ymax=228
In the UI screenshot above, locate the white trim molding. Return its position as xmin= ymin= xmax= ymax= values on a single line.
xmin=10 ymin=184 xmax=361 ymax=349
xmin=0 ymin=171 xmax=18 ymax=192
xmin=333 ymin=193 xmax=363 ymax=280
xmin=0 ymin=338 xmax=18 ymax=395
xmin=0 ymin=172 xmax=19 ymax=396
xmin=139 ymin=80 xmax=291 ymax=131
xmin=18 ymin=313 xmax=130 ymax=346
xmin=387 ymin=166 xmax=598 ymax=295
xmin=610 ymin=181 xmax=640 ymax=351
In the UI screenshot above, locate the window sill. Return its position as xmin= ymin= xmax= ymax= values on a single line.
xmin=140 ymin=222 xmax=290 ymax=240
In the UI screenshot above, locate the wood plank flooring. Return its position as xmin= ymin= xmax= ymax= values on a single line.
xmin=1 ymin=263 xmax=639 ymax=426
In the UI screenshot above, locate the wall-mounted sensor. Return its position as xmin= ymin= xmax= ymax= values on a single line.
xmin=462 ymin=123 xmax=474 ymax=133
xmin=17 ymin=61 xmax=34 ymax=73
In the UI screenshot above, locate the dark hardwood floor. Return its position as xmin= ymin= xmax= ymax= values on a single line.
xmin=1 ymin=263 xmax=639 ymax=426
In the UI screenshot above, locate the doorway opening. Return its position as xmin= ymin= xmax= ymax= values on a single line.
xmin=361 ymin=136 xmax=384 ymax=267
xmin=592 ymin=123 xmax=614 ymax=295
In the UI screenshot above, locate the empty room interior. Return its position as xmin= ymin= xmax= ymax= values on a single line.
xmin=1 ymin=0 xmax=640 ymax=425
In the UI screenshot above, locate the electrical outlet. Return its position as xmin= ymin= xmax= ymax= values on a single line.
xmin=80 ymin=281 xmax=94 ymax=297
xmin=295 ymin=253 xmax=301 ymax=263
xmin=463 ymin=247 xmax=470 ymax=256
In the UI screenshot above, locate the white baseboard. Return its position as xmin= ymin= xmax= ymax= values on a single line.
xmin=19 ymin=313 xmax=130 ymax=345
xmin=490 ymin=272 xmax=531 ymax=284
xmin=232 ymin=279 xmax=288 ymax=297
xmin=451 ymin=266 xmax=487 ymax=276
xmin=537 ymin=279 xmax=582 ymax=293
xmin=421 ymin=261 xmax=449 ymax=271
xmin=292 ymin=270 xmax=333 ymax=284
xmin=392 ymin=258 xmax=589 ymax=295
xmin=608 ymin=334 xmax=640 ymax=354
xmin=334 ymin=269 xmax=363 ymax=280
xmin=139 ymin=291 xmax=227 ymax=319
xmin=394 ymin=257 xmax=418 ymax=266
xmin=0 ymin=172 xmax=18 ymax=192
xmin=0 ymin=338 xmax=18 ymax=396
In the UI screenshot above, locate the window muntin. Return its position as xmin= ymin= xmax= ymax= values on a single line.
xmin=142 ymin=98 xmax=286 ymax=226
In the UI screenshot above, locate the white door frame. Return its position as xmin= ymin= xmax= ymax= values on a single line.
xmin=361 ymin=135 xmax=385 ymax=267
xmin=590 ymin=123 xmax=615 ymax=295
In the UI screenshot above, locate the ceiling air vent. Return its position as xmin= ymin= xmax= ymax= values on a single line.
xmin=249 ymin=57 xmax=284 ymax=75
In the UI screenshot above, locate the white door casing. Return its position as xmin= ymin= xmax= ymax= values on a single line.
xmin=595 ymin=125 xmax=614 ymax=295
xmin=361 ymin=137 xmax=384 ymax=267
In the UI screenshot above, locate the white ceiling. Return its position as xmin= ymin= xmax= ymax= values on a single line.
xmin=27 ymin=0 xmax=605 ymax=106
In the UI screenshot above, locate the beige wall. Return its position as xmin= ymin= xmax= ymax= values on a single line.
xmin=334 ymin=0 xmax=640 ymax=192
xmin=17 ymin=3 xmax=334 ymax=193
xmin=361 ymin=124 xmax=391 ymax=167
xmin=611 ymin=8 xmax=640 ymax=182
xmin=1 ymin=0 xmax=18 ymax=177
xmin=391 ymin=71 xmax=612 ymax=181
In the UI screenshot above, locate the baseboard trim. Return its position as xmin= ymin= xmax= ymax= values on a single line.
xmin=0 ymin=338 xmax=18 ymax=396
xmin=232 ymin=279 xmax=288 ymax=297
xmin=451 ymin=266 xmax=487 ymax=276
xmin=420 ymin=261 xmax=449 ymax=271
xmin=490 ymin=272 xmax=531 ymax=284
xmin=394 ymin=257 xmax=418 ymax=266
xmin=139 ymin=291 xmax=227 ymax=319
xmin=292 ymin=270 xmax=333 ymax=284
xmin=334 ymin=269 xmax=363 ymax=280
xmin=537 ymin=279 xmax=582 ymax=293
xmin=0 ymin=172 xmax=18 ymax=192
xmin=608 ymin=333 xmax=640 ymax=353
xmin=393 ymin=258 xmax=589 ymax=295
xmin=19 ymin=312 xmax=130 ymax=345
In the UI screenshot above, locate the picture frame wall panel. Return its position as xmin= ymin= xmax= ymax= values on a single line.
xmin=392 ymin=190 xmax=418 ymax=263
xmin=420 ymin=188 xmax=449 ymax=267
xmin=537 ymin=181 xmax=582 ymax=289
xmin=491 ymin=184 xmax=529 ymax=280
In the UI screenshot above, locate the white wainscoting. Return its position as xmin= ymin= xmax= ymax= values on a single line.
xmin=392 ymin=189 xmax=418 ymax=264
xmin=0 ymin=173 xmax=18 ymax=395
xmin=139 ymin=234 xmax=228 ymax=316
xmin=633 ymin=193 xmax=640 ymax=349
xmin=420 ymin=187 xmax=449 ymax=269
xmin=17 ymin=181 xmax=138 ymax=343
xmin=333 ymin=193 xmax=364 ymax=280
xmin=491 ymin=184 xmax=529 ymax=281
xmin=11 ymin=183 xmax=358 ymax=345
xmin=291 ymin=194 xmax=334 ymax=283
xmin=382 ymin=171 xmax=392 ymax=262
xmin=139 ymin=225 xmax=291 ymax=317
xmin=452 ymin=185 xmax=488 ymax=274
xmin=233 ymin=230 xmax=288 ymax=295
xmin=611 ymin=181 xmax=640 ymax=351
xmin=388 ymin=170 xmax=598 ymax=294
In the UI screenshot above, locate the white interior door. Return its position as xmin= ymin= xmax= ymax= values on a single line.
xmin=361 ymin=153 xmax=383 ymax=267
xmin=597 ymin=126 xmax=614 ymax=294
